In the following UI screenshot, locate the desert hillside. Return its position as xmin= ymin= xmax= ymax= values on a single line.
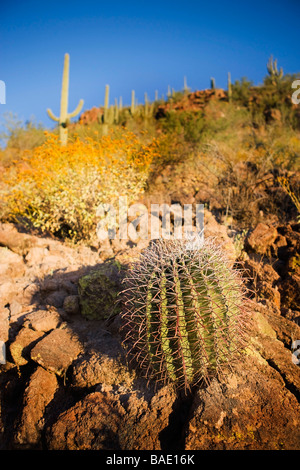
xmin=0 ymin=62 xmax=300 ymax=451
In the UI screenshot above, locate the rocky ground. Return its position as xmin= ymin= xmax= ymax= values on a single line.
xmin=0 ymin=211 xmax=299 ymax=450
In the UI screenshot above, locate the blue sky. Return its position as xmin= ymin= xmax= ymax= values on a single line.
xmin=1 ymin=0 xmax=299 ymax=134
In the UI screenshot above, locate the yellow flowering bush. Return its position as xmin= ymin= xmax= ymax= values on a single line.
xmin=0 ymin=130 xmax=159 ymax=241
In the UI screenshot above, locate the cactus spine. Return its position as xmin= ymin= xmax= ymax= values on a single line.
xmin=121 ymin=238 xmax=249 ymax=392
xmin=47 ymin=53 xmax=84 ymax=146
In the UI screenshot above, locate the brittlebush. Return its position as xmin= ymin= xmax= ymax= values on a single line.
xmin=0 ymin=130 xmax=159 ymax=241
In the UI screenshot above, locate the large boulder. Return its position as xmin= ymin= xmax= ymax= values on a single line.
xmin=46 ymin=385 xmax=176 ymax=450
xmin=184 ymin=354 xmax=300 ymax=450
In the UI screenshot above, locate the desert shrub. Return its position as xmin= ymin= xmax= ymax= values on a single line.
xmin=160 ymin=110 xmax=205 ymax=143
xmin=0 ymin=112 xmax=46 ymax=152
xmin=231 ymin=77 xmax=254 ymax=107
xmin=0 ymin=129 xmax=159 ymax=241
xmin=0 ymin=113 xmax=47 ymax=169
xmin=201 ymin=101 xmax=252 ymax=144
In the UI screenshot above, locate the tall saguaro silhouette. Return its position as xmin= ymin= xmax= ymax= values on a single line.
xmin=47 ymin=53 xmax=84 ymax=146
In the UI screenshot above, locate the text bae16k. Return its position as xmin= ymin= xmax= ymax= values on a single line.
xmin=106 ymin=454 xmax=195 ymax=466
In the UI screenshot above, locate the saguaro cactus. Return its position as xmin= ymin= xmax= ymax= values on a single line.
xmin=102 ymin=84 xmax=110 ymax=135
xmin=47 ymin=53 xmax=84 ymax=146
xmin=114 ymin=98 xmax=119 ymax=124
xmin=210 ymin=77 xmax=216 ymax=90
xmin=131 ymin=90 xmax=135 ymax=116
xmin=183 ymin=76 xmax=190 ymax=93
xmin=267 ymin=55 xmax=283 ymax=79
xmin=121 ymin=238 xmax=249 ymax=392
xmin=227 ymin=72 xmax=232 ymax=101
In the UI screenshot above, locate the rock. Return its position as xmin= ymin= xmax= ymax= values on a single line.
xmin=279 ymin=272 xmax=300 ymax=310
xmin=14 ymin=367 xmax=58 ymax=448
xmin=23 ymin=308 xmax=62 ymax=333
xmin=0 ymin=223 xmax=45 ymax=256
xmin=47 ymin=385 xmax=176 ymax=450
xmin=79 ymin=107 xmax=102 ymax=125
xmin=40 ymin=279 xmax=59 ymax=293
xmin=253 ymin=309 xmax=277 ymax=339
xmin=243 ymin=259 xmax=281 ymax=307
xmin=25 ymin=246 xmax=50 ymax=266
xmin=30 ymin=327 xmax=83 ymax=376
xmin=0 ymin=281 xmax=17 ymax=309
xmin=184 ymin=355 xmax=300 ymax=450
xmin=22 ymin=283 xmax=40 ymax=304
xmin=0 ymin=306 xmax=10 ymax=343
xmin=71 ymin=351 xmax=134 ymax=389
xmin=46 ymin=391 xmax=125 ymax=450
xmin=43 ymin=289 xmax=68 ymax=308
xmin=246 ymin=223 xmax=278 ymax=255
xmin=78 ymin=263 xmax=122 ymax=320
xmin=10 ymin=328 xmax=44 ymax=366
xmin=204 ymin=211 xmax=236 ymax=263
xmin=0 ymin=247 xmax=26 ymax=278
xmin=63 ymin=295 xmax=80 ymax=316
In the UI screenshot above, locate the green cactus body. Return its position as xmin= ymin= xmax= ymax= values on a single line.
xmin=47 ymin=53 xmax=84 ymax=146
xmin=121 ymin=238 xmax=249 ymax=392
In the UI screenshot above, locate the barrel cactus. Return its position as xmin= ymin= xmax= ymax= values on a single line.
xmin=121 ymin=237 xmax=250 ymax=392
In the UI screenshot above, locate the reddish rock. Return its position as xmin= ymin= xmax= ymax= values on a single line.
xmin=184 ymin=355 xmax=300 ymax=450
xmin=47 ymin=385 xmax=176 ymax=450
xmin=23 ymin=308 xmax=62 ymax=333
xmin=71 ymin=350 xmax=134 ymax=389
xmin=246 ymin=223 xmax=278 ymax=255
xmin=14 ymin=367 xmax=58 ymax=448
xmin=47 ymin=391 xmax=125 ymax=450
xmin=30 ymin=327 xmax=83 ymax=376
xmin=0 ymin=247 xmax=26 ymax=279
xmin=155 ymin=89 xmax=227 ymax=118
xmin=0 ymin=306 xmax=9 ymax=343
xmin=79 ymin=107 xmax=102 ymax=125
xmin=10 ymin=328 xmax=44 ymax=366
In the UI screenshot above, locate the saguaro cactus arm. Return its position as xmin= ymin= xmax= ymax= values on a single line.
xmin=46 ymin=108 xmax=60 ymax=122
xmin=47 ymin=53 xmax=84 ymax=145
xmin=68 ymin=99 xmax=84 ymax=118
